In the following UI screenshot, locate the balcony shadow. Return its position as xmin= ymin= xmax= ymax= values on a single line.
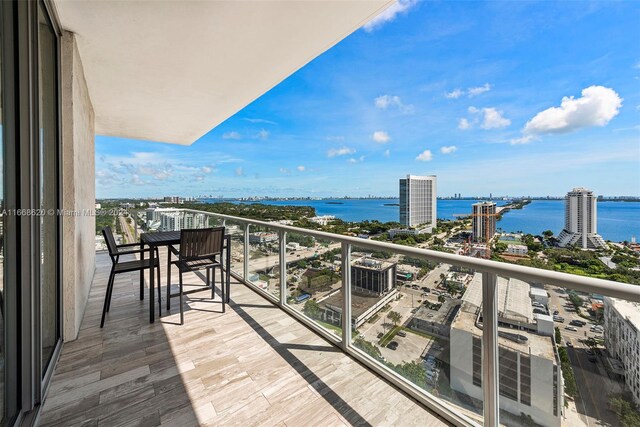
xmin=229 ymin=297 xmax=372 ymax=427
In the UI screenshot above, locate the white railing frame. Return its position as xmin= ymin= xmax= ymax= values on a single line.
xmin=177 ymin=208 xmax=640 ymax=427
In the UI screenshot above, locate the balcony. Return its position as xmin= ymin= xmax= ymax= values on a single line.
xmin=39 ymin=248 xmax=451 ymax=426
xmin=42 ymin=209 xmax=640 ymax=427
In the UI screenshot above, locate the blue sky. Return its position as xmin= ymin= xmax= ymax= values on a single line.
xmin=96 ymin=1 xmax=640 ymax=199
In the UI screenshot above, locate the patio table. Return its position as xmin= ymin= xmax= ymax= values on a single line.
xmin=140 ymin=230 xmax=231 ymax=323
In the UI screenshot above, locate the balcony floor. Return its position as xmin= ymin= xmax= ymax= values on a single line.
xmin=40 ymin=251 xmax=450 ymax=426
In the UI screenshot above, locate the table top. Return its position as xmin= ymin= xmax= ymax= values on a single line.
xmin=140 ymin=230 xmax=231 ymax=246
xmin=140 ymin=231 xmax=181 ymax=245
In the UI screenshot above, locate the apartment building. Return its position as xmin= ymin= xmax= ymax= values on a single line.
xmin=557 ymin=187 xmax=607 ymax=249
xmin=399 ymin=175 xmax=437 ymax=229
xmin=604 ymin=297 xmax=640 ymax=405
xmin=472 ymin=201 xmax=497 ymax=243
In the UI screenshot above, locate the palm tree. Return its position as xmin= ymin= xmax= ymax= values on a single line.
xmin=387 ymin=311 xmax=402 ymax=327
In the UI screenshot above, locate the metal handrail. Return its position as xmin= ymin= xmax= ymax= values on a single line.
xmin=180 ymin=208 xmax=640 ymax=302
xmin=172 ymin=207 xmax=640 ymax=426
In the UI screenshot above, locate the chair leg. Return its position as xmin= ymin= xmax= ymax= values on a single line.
xmin=179 ymin=270 xmax=184 ymax=325
xmin=140 ymin=267 xmax=144 ymax=301
xmin=101 ymin=270 xmax=115 ymax=328
xmin=220 ymin=266 xmax=225 ymax=313
xmin=167 ymin=253 xmax=172 ymax=311
xmin=208 ymin=267 xmax=214 ymax=300
xmin=157 ymin=262 xmax=162 ymax=317
xmin=106 ymin=270 xmax=116 ymax=312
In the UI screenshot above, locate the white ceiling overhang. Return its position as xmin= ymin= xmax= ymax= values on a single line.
xmin=54 ymin=0 xmax=394 ymax=145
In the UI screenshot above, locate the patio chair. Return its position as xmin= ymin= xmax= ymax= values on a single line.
xmin=101 ymin=226 xmax=161 ymax=328
xmin=167 ymin=227 xmax=225 ymax=324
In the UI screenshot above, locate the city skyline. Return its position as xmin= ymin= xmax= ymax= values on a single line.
xmin=95 ymin=1 xmax=640 ymax=198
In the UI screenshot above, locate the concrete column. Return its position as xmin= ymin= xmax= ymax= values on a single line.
xmin=61 ymin=31 xmax=96 ymax=341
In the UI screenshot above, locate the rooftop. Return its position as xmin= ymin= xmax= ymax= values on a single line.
xmin=462 ymin=273 xmax=534 ymax=324
xmin=605 ymin=296 xmax=640 ymax=328
xmin=40 ymin=250 xmax=448 ymax=426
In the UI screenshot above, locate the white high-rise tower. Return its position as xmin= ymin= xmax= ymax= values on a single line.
xmin=557 ymin=187 xmax=606 ymax=249
xmin=399 ymin=175 xmax=437 ymax=229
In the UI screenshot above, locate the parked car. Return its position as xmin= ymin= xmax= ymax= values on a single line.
xmin=569 ymin=320 xmax=585 ymax=327
xmin=566 ymin=340 xmax=574 ymax=347
xmin=553 ymin=310 xmax=559 ymax=315
xmin=565 ymin=326 xmax=578 ymax=332
xmin=421 ymin=287 xmax=430 ymax=293
xmin=387 ymin=341 xmax=399 ymax=350
xmin=397 ymin=330 xmax=407 ymax=338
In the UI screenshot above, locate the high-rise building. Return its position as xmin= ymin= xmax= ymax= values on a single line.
xmin=399 ymin=175 xmax=437 ymax=229
xmin=472 ymin=201 xmax=496 ymax=243
xmin=557 ymin=187 xmax=606 ymax=249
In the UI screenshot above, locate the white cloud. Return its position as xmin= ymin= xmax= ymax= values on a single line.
xmin=510 ymin=135 xmax=537 ymax=145
xmin=480 ymin=107 xmax=511 ymax=129
xmin=326 ymin=135 xmax=345 ymax=141
xmin=348 ymin=156 xmax=365 ymax=164
xmin=467 ymin=83 xmax=492 ymax=97
xmin=446 ymin=89 xmax=464 ymax=99
xmin=446 ymin=83 xmax=492 ymax=99
xmin=440 ymin=145 xmax=457 ymax=154
xmin=235 ymin=167 xmax=244 ymax=177
xmin=244 ymin=118 xmax=277 ymax=125
xmin=297 ymin=165 xmax=305 ymax=172
xmin=522 ymin=85 xmax=622 ymax=136
xmin=328 ymin=146 xmax=356 ymax=157
xmin=279 ymin=167 xmax=290 ymax=174
xmin=384 ymin=149 xmax=390 ymax=157
xmin=222 ymin=131 xmax=241 ymax=140
xmin=201 ymin=166 xmax=213 ymax=173
xmin=634 ymin=61 xmax=640 ymax=70
xmin=257 ymin=129 xmax=270 ymax=139
xmin=462 ymin=107 xmax=510 ymax=130
xmin=416 ymin=150 xmax=433 ymax=161
xmin=372 ymin=131 xmax=391 ymax=144
xmin=374 ymin=95 xmax=414 ymax=114
xmin=363 ymin=0 xmax=417 ymax=32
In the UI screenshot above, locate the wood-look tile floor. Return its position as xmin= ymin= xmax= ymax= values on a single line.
xmin=39 ymin=251 xmax=451 ymax=427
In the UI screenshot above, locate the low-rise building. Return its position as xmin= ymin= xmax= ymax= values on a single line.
xmin=318 ymin=289 xmax=398 ymax=330
xmin=603 ymin=297 xmax=640 ymax=405
xmin=530 ymin=287 xmax=549 ymax=305
xmin=249 ymin=232 xmax=279 ymax=244
xmin=351 ymin=257 xmax=397 ymax=296
xmin=409 ymin=299 xmax=461 ymax=338
xmin=506 ymin=244 xmax=528 ymax=256
xmin=449 ymin=273 xmax=563 ymax=427
xmin=309 ymin=215 xmax=335 ymax=226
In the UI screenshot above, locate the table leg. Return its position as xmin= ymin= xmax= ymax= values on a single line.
xmin=150 ymin=243 xmax=155 ymax=323
xmin=226 ymin=236 xmax=231 ymax=303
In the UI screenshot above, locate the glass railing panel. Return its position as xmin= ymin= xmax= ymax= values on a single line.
xmin=223 ymin=219 xmax=245 ymax=279
xmin=284 ymin=232 xmax=342 ymax=337
xmin=247 ymin=225 xmax=280 ymax=300
xmin=349 ymin=244 xmax=484 ymax=423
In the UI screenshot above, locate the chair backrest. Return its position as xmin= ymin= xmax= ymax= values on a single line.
xmin=102 ymin=226 xmax=118 ymax=256
xmin=179 ymin=227 xmax=225 ymax=261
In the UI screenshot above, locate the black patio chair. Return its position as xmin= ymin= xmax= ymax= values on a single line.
xmin=101 ymin=226 xmax=161 ymax=328
xmin=167 ymin=227 xmax=225 ymax=324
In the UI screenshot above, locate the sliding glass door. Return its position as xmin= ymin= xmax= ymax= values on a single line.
xmin=37 ymin=1 xmax=60 ymax=378
xmin=0 ymin=1 xmax=62 ymax=425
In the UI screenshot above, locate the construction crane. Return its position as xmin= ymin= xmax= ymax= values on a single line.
xmin=453 ymin=211 xmax=501 ymax=259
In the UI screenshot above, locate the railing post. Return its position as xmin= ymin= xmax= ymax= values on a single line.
xmin=279 ymin=230 xmax=287 ymax=306
xmin=244 ymin=223 xmax=250 ymax=280
xmin=341 ymin=243 xmax=352 ymax=351
xmin=482 ymin=272 xmax=499 ymax=427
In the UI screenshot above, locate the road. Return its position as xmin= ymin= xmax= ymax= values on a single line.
xmin=247 ymin=242 xmax=340 ymax=273
xmin=119 ymin=214 xmax=136 ymax=244
xmin=548 ymin=285 xmax=621 ymax=427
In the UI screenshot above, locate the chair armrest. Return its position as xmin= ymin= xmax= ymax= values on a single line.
xmin=168 ymin=245 xmax=180 ymax=256
xmin=116 ymin=242 xmax=143 ymax=248
xmin=116 ymin=247 xmax=157 ymax=256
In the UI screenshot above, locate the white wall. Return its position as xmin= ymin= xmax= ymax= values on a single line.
xmin=61 ymin=31 xmax=96 ymax=341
